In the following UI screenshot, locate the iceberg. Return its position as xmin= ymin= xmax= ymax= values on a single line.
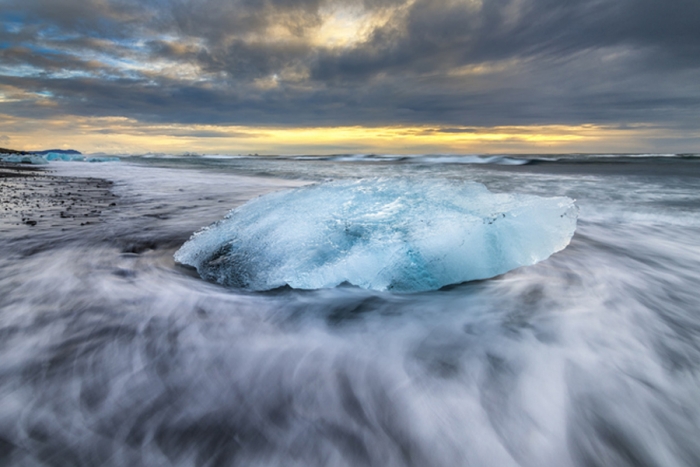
xmin=175 ymin=179 xmax=578 ymax=292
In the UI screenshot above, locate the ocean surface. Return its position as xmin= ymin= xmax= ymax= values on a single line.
xmin=1 ymin=153 xmax=700 ymax=466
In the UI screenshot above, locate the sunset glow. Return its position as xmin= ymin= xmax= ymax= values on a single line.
xmin=0 ymin=114 xmax=680 ymax=155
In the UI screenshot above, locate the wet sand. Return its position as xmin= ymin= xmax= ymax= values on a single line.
xmin=0 ymin=162 xmax=117 ymax=238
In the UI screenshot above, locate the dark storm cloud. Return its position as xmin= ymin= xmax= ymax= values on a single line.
xmin=311 ymin=0 xmax=700 ymax=80
xmin=0 ymin=0 xmax=699 ymax=129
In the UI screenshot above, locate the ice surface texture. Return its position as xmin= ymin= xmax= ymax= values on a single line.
xmin=175 ymin=179 xmax=578 ymax=292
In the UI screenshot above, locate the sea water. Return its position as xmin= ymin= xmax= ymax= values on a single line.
xmin=1 ymin=154 xmax=700 ymax=466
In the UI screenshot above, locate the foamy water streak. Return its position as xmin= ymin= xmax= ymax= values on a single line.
xmin=1 ymin=157 xmax=699 ymax=466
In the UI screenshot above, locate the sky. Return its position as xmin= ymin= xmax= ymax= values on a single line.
xmin=0 ymin=0 xmax=699 ymax=154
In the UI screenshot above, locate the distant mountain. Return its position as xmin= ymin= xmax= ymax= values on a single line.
xmin=32 ymin=149 xmax=82 ymax=155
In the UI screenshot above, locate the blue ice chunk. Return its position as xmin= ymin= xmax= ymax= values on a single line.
xmin=86 ymin=156 xmax=120 ymax=162
xmin=0 ymin=152 xmax=118 ymax=164
xmin=175 ymin=179 xmax=578 ymax=292
xmin=44 ymin=152 xmax=85 ymax=161
xmin=45 ymin=152 xmax=85 ymax=161
xmin=0 ymin=154 xmax=48 ymax=164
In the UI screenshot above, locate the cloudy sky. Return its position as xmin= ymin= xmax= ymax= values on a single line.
xmin=1 ymin=0 xmax=699 ymax=154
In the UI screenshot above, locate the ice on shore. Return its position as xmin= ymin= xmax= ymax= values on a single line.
xmin=0 ymin=152 xmax=119 ymax=164
xmin=175 ymin=179 xmax=578 ymax=292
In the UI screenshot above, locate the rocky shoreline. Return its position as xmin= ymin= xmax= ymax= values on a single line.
xmin=0 ymin=147 xmax=81 ymax=156
xmin=0 ymin=162 xmax=117 ymax=237
xmin=0 ymin=147 xmax=32 ymax=156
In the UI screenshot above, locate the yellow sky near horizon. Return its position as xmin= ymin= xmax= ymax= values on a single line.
xmin=0 ymin=114 xmax=679 ymax=155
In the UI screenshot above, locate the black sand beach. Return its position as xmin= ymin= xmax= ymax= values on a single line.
xmin=0 ymin=162 xmax=116 ymax=238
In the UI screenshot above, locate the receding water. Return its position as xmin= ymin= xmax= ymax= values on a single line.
xmin=1 ymin=155 xmax=699 ymax=466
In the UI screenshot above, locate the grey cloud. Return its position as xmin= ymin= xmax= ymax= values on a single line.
xmin=0 ymin=0 xmax=699 ymax=134
xmin=169 ymin=0 xmax=323 ymax=40
xmin=0 ymin=46 xmax=114 ymax=76
xmin=3 ymin=0 xmax=151 ymax=38
xmin=437 ymin=128 xmax=478 ymax=134
xmin=311 ymin=0 xmax=700 ymax=81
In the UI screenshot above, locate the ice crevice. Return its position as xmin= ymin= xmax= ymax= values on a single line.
xmin=175 ymin=178 xmax=578 ymax=292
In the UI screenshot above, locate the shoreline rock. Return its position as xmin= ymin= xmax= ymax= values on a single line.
xmin=0 ymin=162 xmax=118 ymax=247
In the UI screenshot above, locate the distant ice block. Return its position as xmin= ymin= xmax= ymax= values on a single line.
xmin=0 ymin=154 xmax=48 ymax=164
xmin=0 ymin=152 xmax=119 ymax=164
xmin=44 ymin=152 xmax=120 ymax=163
xmin=44 ymin=152 xmax=85 ymax=162
xmin=175 ymin=179 xmax=578 ymax=292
